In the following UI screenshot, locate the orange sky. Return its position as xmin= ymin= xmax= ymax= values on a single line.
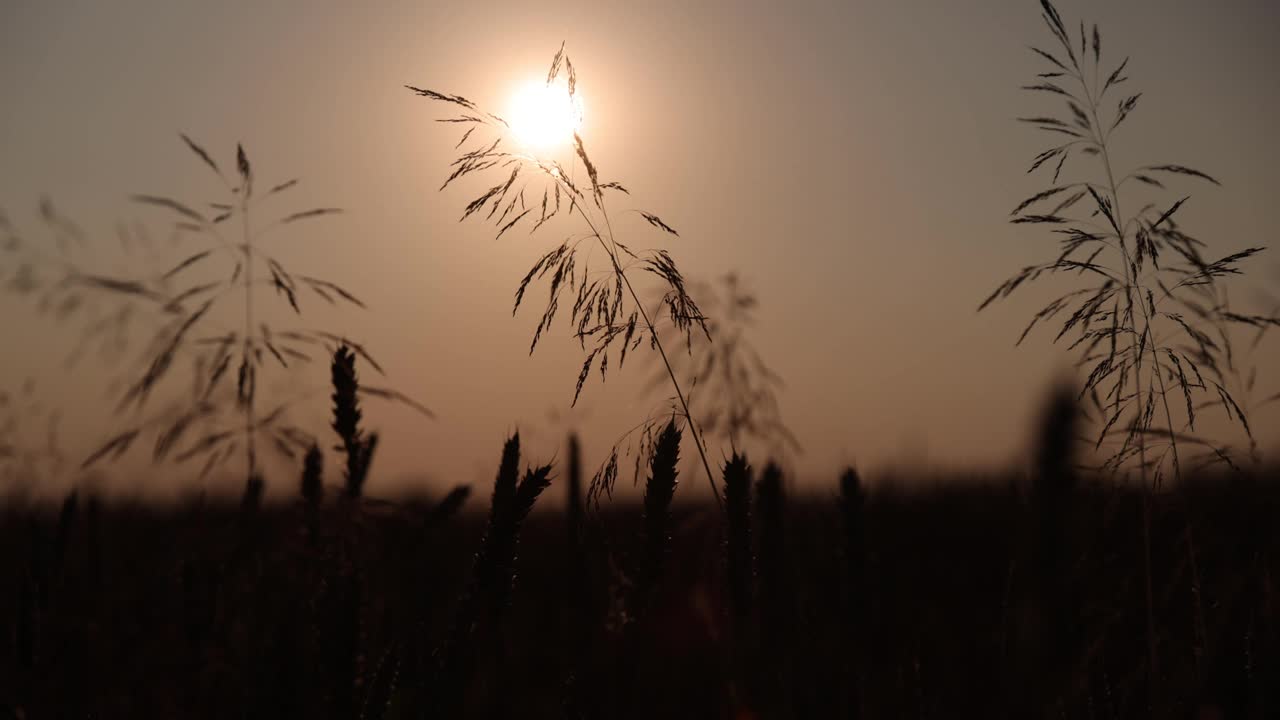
xmin=2 ymin=0 xmax=1277 ymax=500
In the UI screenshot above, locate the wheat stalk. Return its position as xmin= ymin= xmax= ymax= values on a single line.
xmin=631 ymin=419 xmax=680 ymax=622
xmin=430 ymin=433 xmax=552 ymax=715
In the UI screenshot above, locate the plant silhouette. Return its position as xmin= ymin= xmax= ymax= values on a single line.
xmin=408 ymin=45 xmax=722 ymax=505
xmin=981 ymin=0 xmax=1265 ymax=483
xmin=81 ymin=137 xmax=429 ymax=485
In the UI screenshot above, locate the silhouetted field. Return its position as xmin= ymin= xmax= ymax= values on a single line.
xmin=2 ymin=463 xmax=1276 ymax=718
xmin=2 ymin=3 xmax=1277 ymax=719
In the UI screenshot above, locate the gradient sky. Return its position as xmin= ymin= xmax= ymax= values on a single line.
xmin=2 ymin=0 xmax=1277 ymax=499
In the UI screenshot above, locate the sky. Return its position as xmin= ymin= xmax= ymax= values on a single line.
xmin=1 ymin=0 xmax=1278 ymax=500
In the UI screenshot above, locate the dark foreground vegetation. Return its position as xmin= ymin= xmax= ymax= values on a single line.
xmin=1 ymin=449 xmax=1276 ymax=718
xmin=1 ymin=3 xmax=1276 ymax=717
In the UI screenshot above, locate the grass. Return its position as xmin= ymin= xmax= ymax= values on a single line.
xmin=653 ymin=272 xmax=799 ymax=459
xmin=980 ymin=5 xmax=1274 ymax=709
xmin=982 ymin=0 xmax=1265 ymax=482
xmin=1 ymin=440 xmax=1275 ymax=717
xmin=0 ymin=199 xmax=168 ymax=376
xmin=408 ymin=45 xmax=723 ymax=507
xmin=1 ymin=2 xmax=1278 ymax=718
xmin=59 ymin=138 xmax=432 ymax=496
xmin=9 ymin=339 xmax=1269 ymax=717
xmin=2 ymin=316 xmax=1278 ymax=718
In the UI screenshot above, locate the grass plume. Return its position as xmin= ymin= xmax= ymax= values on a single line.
xmin=409 ymin=46 xmax=722 ymax=507
xmin=983 ymin=0 xmax=1265 ymax=483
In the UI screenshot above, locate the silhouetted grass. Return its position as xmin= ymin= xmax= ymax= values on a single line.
xmin=1 ymin=458 xmax=1275 ymax=718
xmin=65 ymin=139 xmax=430 ymax=499
xmin=0 ymin=5 xmax=1275 ymax=720
xmin=409 ymin=46 xmax=723 ymax=508
xmin=981 ymin=4 xmax=1277 ymax=711
xmin=6 ymin=332 xmax=1279 ymax=720
xmin=654 ymin=273 xmax=800 ymax=459
xmin=983 ymin=0 xmax=1265 ymax=482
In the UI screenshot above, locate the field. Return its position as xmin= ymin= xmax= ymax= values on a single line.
xmin=2 ymin=1 xmax=1278 ymax=717
xmin=2 ymin=445 xmax=1277 ymax=718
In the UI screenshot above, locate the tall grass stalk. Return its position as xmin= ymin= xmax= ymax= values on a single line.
xmin=408 ymin=46 xmax=721 ymax=507
xmin=432 ymin=434 xmax=552 ymax=715
xmin=984 ymin=7 xmax=1269 ymax=703
xmin=655 ymin=273 xmax=798 ymax=458
xmin=84 ymin=137 xmax=428 ymax=487
xmin=756 ymin=462 xmax=790 ymax=713
xmin=332 ymin=345 xmax=378 ymax=499
xmin=723 ymin=453 xmax=754 ymax=630
xmin=839 ymin=466 xmax=865 ymax=719
xmin=563 ymin=433 xmax=589 ymax=662
xmin=1029 ymin=382 xmax=1079 ymax=708
xmin=983 ymin=0 xmax=1263 ymax=484
xmin=635 ymin=420 xmax=680 ymax=617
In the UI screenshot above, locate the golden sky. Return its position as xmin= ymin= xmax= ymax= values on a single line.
xmin=2 ymin=0 xmax=1277 ymax=499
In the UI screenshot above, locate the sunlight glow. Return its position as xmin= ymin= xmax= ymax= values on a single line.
xmin=508 ymin=80 xmax=584 ymax=151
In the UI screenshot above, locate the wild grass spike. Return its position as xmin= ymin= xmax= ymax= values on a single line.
xmin=409 ymin=46 xmax=723 ymax=507
xmin=983 ymin=0 xmax=1266 ymax=483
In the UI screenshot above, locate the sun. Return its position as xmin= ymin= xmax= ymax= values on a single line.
xmin=508 ymin=79 xmax=584 ymax=151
